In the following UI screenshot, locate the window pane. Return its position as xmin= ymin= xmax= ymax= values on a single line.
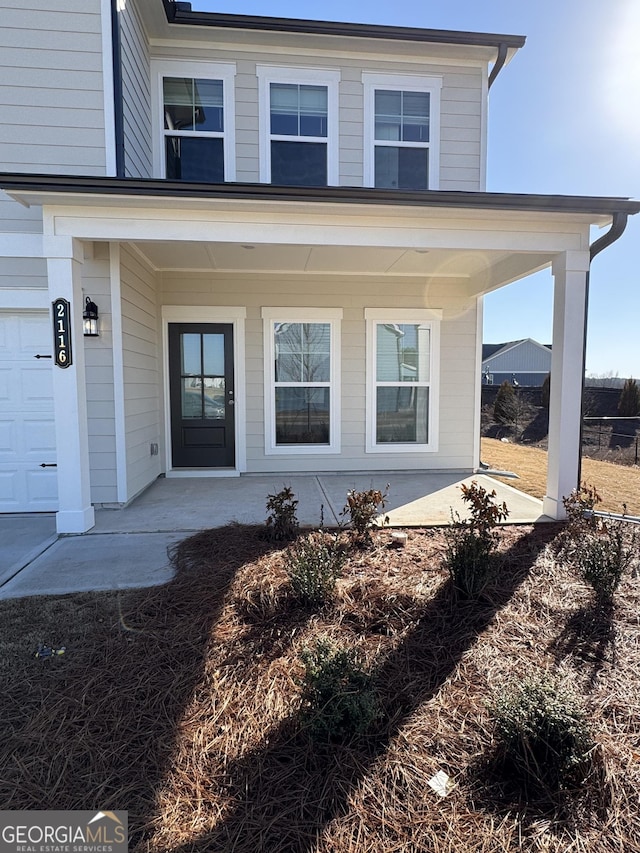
xmin=203 ymin=333 xmax=225 ymax=376
xmin=182 ymin=377 xmax=202 ymax=419
xmin=270 ymin=83 xmax=299 ymax=135
xmin=275 ymin=387 xmax=330 ymax=445
xmin=402 ymin=91 xmax=429 ymax=142
xmin=203 ymin=378 xmax=226 ymax=419
xmin=274 ymin=323 xmax=330 ymax=382
xmin=166 ymin=136 xmax=224 ymax=182
xmin=374 ymin=146 xmax=428 ymax=190
xmin=299 ymin=85 xmax=327 ymax=137
xmin=181 ymin=333 xmax=201 ymax=375
xmin=271 ymin=141 xmax=327 ymax=186
xmin=376 ymin=324 xmax=430 ymax=382
xmin=164 ymin=77 xmax=195 ymax=130
xmin=376 ymin=386 xmax=429 ymax=444
xmin=194 ymin=79 xmax=223 ymax=132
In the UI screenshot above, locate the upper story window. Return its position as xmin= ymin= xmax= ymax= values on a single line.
xmin=257 ymin=66 xmax=340 ymax=186
xmin=151 ymin=60 xmax=236 ymax=182
xmin=363 ymin=73 xmax=442 ymax=190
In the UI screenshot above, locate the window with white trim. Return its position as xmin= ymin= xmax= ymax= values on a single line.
xmin=363 ymin=73 xmax=442 ymax=190
xmin=365 ymin=308 xmax=441 ymax=452
xmin=257 ymin=66 xmax=340 ymax=186
xmin=262 ymin=308 xmax=342 ymax=453
xmin=152 ymin=61 xmax=236 ymax=182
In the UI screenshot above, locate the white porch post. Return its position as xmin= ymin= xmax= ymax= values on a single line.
xmin=45 ymin=236 xmax=95 ymax=534
xmin=543 ymin=250 xmax=590 ymax=520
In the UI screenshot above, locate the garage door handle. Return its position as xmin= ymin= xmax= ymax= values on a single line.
xmin=34 ymin=354 xmax=52 ymax=359
xmin=40 ymin=463 xmax=57 ymax=468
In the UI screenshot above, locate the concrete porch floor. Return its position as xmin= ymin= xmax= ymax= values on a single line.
xmin=0 ymin=473 xmax=549 ymax=599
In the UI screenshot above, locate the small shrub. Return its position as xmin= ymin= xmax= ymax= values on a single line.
xmin=265 ymin=486 xmax=299 ymax=541
xmin=489 ymin=673 xmax=595 ymax=798
xmin=341 ymin=485 xmax=389 ymax=542
xmin=494 ymin=381 xmax=518 ymax=425
xmin=299 ymin=639 xmax=380 ymax=741
xmin=444 ymin=481 xmax=509 ymax=600
xmin=562 ymin=483 xmax=639 ymax=604
xmin=284 ymin=531 xmax=346 ymax=605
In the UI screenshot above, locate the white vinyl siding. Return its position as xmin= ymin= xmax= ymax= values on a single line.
xmin=0 ymin=1 xmax=106 ymax=176
xmin=82 ymin=248 xmax=118 ymax=504
xmin=120 ymin=245 xmax=161 ymax=499
xmin=120 ymin=0 xmax=153 ymax=177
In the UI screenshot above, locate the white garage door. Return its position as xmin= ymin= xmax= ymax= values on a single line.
xmin=0 ymin=311 xmax=57 ymax=512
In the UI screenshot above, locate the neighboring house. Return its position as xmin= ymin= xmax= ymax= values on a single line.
xmin=0 ymin=0 xmax=638 ymax=533
xmin=482 ymin=339 xmax=552 ymax=386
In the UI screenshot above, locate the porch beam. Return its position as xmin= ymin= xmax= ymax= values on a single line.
xmin=543 ymin=250 xmax=590 ymax=520
xmin=44 ymin=236 xmax=95 ymax=534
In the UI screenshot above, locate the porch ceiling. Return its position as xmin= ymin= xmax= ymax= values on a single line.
xmin=131 ymin=239 xmax=551 ymax=286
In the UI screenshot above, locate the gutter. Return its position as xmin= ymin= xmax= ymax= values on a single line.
xmin=2 ymin=174 xmax=639 ymax=218
xmin=577 ymin=211 xmax=631 ymax=487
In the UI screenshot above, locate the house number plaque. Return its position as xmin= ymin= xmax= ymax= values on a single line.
xmin=52 ymin=298 xmax=73 ymax=368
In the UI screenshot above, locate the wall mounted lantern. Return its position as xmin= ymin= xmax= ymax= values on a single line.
xmin=83 ymin=297 xmax=99 ymax=337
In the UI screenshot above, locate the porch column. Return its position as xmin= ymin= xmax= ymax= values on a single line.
xmin=45 ymin=236 xmax=95 ymax=534
xmin=543 ymin=250 xmax=590 ymax=520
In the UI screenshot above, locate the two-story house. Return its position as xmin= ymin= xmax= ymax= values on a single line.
xmin=1 ymin=0 xmax=638 ymax=534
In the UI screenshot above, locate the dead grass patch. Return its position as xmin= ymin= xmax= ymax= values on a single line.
xmin=1 ymin=523 xmax=639 ymax=852
xmin=481 ymin=437 xmax=640 ymax=515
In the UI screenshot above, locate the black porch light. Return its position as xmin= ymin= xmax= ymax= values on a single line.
xmin=83 ymin=297 xmax=99 ymax=337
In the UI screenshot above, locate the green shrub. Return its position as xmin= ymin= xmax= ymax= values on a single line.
xmin=562 ymin=483 xmax=638 ymax=604
xmin=265 ymin=486 xmax=299 ymax=541
xmin=341 ymin=485 xmax=389 ymax=542
xmin=284 ymin=531 xmax=346 ymax=605
xmin=489 ymin=673 xmax=595 ymax=797
xmin=299 ymin=639 xmax=380 ymax=741
xmin=444 ymin=481 xmax=509 ymax=600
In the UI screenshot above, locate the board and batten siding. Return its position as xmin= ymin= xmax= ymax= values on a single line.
xmin=150 ymin=40 xmax=485 ymax=190
xmin=120 ymin=0 xmax=153 ymax=177
xmin=159 ymin=271 xmax=479 ymax=473
xmin=120 ymin=244 xmax=162 ymax=499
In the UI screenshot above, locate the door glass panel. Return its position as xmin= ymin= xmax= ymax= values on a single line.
xmin=203 ymin=333 xmax=225 ymax=376
xmin=204 ymin=378 xmax=225 ymax=419
xmin=182 ymin=377 xmax=202 ymax=419
xmin=181 ymin=334 xmax=201 ymax=375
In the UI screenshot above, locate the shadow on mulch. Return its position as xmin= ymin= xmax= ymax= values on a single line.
xmin=161 ymin=525 xmax=558 ymax=853
xmin=0 ymin=524 xmax=280 ymax=848
xmin=548 ymin=600 xmax=617 ymax=687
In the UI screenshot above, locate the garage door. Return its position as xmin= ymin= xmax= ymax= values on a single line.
xmin=0 ymin=311 xmax=57 ymax=512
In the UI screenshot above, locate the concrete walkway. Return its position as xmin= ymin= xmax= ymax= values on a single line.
xmin=0 ymin=473 xmax=548 ymax=599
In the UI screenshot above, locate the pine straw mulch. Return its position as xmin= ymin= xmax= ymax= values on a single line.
xmin=1 ymin=522 xmax=640 ymax=853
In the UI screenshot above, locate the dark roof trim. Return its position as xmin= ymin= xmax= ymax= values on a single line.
xmin=1 ymin=174 xmax=639 ymax=217
xmin=162 ymin=1 xmax=526 ymax=50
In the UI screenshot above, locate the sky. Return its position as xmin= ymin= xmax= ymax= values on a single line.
xmin=191 ymin=0 xmax=640 ymax=377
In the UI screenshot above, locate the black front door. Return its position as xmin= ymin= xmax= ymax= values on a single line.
xmin=168 ymin=323 xmax=235 ymax=467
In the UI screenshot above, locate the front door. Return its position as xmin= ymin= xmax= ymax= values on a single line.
xmin=168 ymin=323 xmax=235 ymax=468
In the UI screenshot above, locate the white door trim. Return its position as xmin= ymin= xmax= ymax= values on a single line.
xmin=161 ymin=306 xmax=247 ymax=477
